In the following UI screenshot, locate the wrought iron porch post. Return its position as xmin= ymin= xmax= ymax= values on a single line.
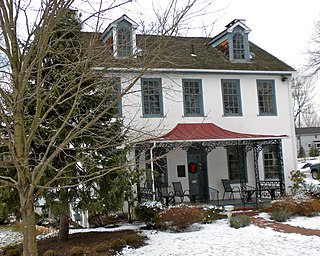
xmin=276 ymin=139 xmax=286 ymax=195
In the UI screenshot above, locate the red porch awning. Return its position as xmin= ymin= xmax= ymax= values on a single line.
xmin=148 ymin=123 xmax=288 ymax=143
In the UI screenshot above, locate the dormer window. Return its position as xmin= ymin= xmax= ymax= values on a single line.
xmin=117 ymin=26 xmax=131 ymax=57
xmin=207 ymin=19 xmax=251 ymax=62
xmin=100 ymin=14 xmax=137 ymax=59
xmin=233 ymin=33 xmax=244 ymax=59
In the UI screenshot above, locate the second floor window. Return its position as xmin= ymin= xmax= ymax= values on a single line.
xmin=233 ymin=33 xmax=244 ymax=59
xmin=141 ymin=78 xmax=163 ymax=117
xmin=222 ymin=79 xmax=242 ymax=116
xmin=183 ymin=79 xmax=204 ymax=116
xmin=100 ymin=77 xmax=122 ymax=117
xmin=257 ymin=80 xmax=277 ymax=115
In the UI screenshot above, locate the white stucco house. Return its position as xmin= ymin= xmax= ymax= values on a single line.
xmin=99 ymin=15 xmax=297 ymax=203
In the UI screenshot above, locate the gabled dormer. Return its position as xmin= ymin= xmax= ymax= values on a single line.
xmin=207 ymin=19 xmax=252 ymax=62
xmin=100 ymin=14 xmax=138 ymax=58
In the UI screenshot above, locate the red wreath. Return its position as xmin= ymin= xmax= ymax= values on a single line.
xmin=188 ymin=162 xmax=197 ymax=174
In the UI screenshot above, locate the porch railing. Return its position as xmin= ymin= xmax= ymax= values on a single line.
xmin=259 ymin=180 xmax=281 ymax=198
xmin=208 ymin=187 xmax=220 ymax=206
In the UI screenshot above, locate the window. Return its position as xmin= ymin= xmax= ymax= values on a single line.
xmin=100 ymin=77 xmax=122 ymax=117
xmin=183 ymin=79 xmax=204 ymax=116
xmin=233 ymin=33 xmax=244 ymax=59
xmin=227 ymin=146 xmax=246 ymax=182
xmin=141 ymin=78 xmax=163 ymax=117
xmin=117 ymin=26 xmax=131 ymax=57
xmin=221 ymin=79 xmax=242 ymax=116
xmin=145 ymin=147 xmax=168 ymax=187
xmin=263 ymin=147 xmax=279 ymax=179
xmin=257 ymin=80 xmax=277 ymax=115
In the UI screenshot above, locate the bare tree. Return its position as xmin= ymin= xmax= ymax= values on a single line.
xmin=302 ymin=107 xmax=320 ymax=127
xmin=291 ymin=73 xmax=315 ymax=127
xmin=307 ymin=19 xmax=320 ymax=76
xmin=0 ymin=0 xmax=210 ymax=255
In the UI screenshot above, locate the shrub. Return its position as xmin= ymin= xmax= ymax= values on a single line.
xmin=290 ymin=170 xmax=306 ymax=195
xmin=110 ymin=238 xmax=127 ymax=250
xmin=124 ymin=234 xmax=141 ymax=244
xmin=95 ymin=244 xmax=108 ymax=253
xmin=270 ymin=208 xmax=292 ymax=222
xmin=2 ymin=246 xmax=21 ymax=256
xmin=43 ymin=249 xmax=58 ymax=256
xmin=297 ymin=199 xmax=320 ymax=216
xmin=268 ymin=197 xmax=320 ymax=216
xmin=203 ymin=205 xmax=223 ymax=223
xmin=229 ymin=214 xmax=251 ymax=229
xmin=135 ymin=201 xmax=164 ymax=228
xmin=156 ymin=204 xmax=205 ymax=231
xmin=305 ymin=183 xmax=320 ymax=199
xmin=69 ymin=246 xmax=85 ymax=256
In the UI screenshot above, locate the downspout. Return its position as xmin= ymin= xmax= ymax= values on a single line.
xmin=150 ymin=142 xmax=157 ymax=201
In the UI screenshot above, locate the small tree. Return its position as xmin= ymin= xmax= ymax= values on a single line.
xmin=298 ymin=145 xmax=306 ymax=158
xmin=309 ymin=145 xmax=319 ymax=157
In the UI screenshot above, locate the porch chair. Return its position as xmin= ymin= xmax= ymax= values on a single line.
xmin=172 ymin=182 xmax=191 ymax=203
xmin=158 ymin=185 xmax=175 ymax=206
xmin=221 ymin=179 xmax=241 ymax=200
xmin=240 ymin=181 xmax=257 ymax=203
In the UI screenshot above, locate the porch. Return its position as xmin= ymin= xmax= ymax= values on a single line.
xmin=139 ymin=180 xmax=278 ymax=209
xmin=136 ymin=123 xmax=287 ymax=208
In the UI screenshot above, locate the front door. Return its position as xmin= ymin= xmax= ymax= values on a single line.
xmin=187 ymin=147 xmax=208 ymax=201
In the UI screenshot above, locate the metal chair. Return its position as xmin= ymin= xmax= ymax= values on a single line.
xmin=158 ymin=185 xmax=175 ymax=206
xmin=172 ymin=182 xmax=191 ymax=203
xmin=221 ymin=179 xmax=240 ymax=200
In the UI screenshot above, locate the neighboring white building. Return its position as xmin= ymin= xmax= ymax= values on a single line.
xmin=100 ymin=15 xmax=297 ymax=202
xmin=296 ymin=127 xmax=320 ymax=156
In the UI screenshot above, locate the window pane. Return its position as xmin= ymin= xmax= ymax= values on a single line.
xmin=117 ymin=27 xmax=131 ymax=57
xmin=257 ymin=80 xmax=276 ymax=115
xmin=183 ymin=79 xmax=203 ymax=116
xmin=100 ymin=77 xmax=122 ymax=117
xmin=227 ymin=146 xmax=246 ymax=182
xmin=222 ymin=79 xmax=241 ymax=115
xmin=233 ymin=33 xmax=244 ymax=59
xmin=141 ymin=78 xmax=163 ymax=117
xmin=263 ymin=148 xmax=279 ymax=179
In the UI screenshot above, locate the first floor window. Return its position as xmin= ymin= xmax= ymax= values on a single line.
xmin=263 ymin=147 xmax=279 ymax=179
xmin=183 ymin=79 xmax=204 ymax=116
xmin=227 ymin=145 xmax=247 ymax=182
xmin=141 ymin=78 xmax=163 ymax=117
xmin=145 ymin=147 xmax=168 ymax=187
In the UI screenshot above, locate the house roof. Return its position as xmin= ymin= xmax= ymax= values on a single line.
xmin=148 ymin=123 xmax=288 ymax=143
xmin=133 ymin=35 xmax=295 ymax=72
xmin=81 ymin=31 xmax=295 ymax=73
xmin=295 ymin=127 xmax=320 ymax=135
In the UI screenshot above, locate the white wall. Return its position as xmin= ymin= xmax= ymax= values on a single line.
xmin=121 ymin=71 xmax=297 ymax=194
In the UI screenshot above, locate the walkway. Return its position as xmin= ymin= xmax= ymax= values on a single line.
xmin=251 ymin=216 xmax=320 ymax=236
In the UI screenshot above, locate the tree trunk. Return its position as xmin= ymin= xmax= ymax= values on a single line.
xmin=58 ymin=197 xmax=70 ymax=242
xmin=20 ymin=195 xmax=38 ymax=256
xmin=58 ymin=213 xmax=70 ymax=242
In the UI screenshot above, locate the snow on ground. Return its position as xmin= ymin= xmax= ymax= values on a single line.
xmin=119 ymin=217 xmax=320 ymax=256
xmin=1 ymin=215 xmax=320 ymax=255
xmin=0 ymin=229 xmax=23 ymax=248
